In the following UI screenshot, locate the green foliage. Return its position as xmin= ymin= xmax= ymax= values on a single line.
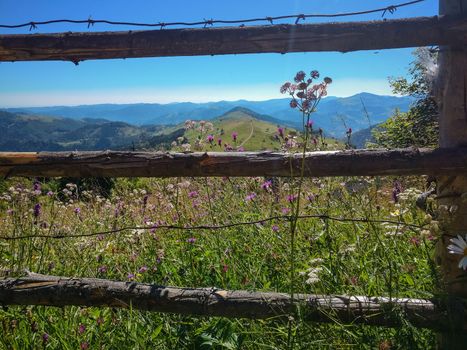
xmin=372 ymin=48 xmax=439 ymax=148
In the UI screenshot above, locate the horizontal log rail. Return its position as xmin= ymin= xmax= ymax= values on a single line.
xmin=1 ymin=147 xmax=467 ymax=178
xmin=1 ymin=273 xmax=465 ymax=330
xmin=1 ymin=15 xmax=467 ymax=62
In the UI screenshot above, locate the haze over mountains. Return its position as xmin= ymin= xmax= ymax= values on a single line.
xmin=5 ymin=92 xmax=413 ymax=138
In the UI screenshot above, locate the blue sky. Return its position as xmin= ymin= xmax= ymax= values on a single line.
xmin=0 ymin=0 xmax=437 ymax=107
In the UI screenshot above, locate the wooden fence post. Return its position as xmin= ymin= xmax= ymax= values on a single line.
xmin=436 ymin=0 xmax=467 ymax=348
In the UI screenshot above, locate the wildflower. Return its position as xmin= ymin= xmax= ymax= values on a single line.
xmin=46 ymin=190 xmax=54 ymax=196
xmin=42 ymin=333 xmax=49 ymax=344
xmin=217 ymin=138 xmax=222 ymax=146
xmin=310 ymin=70 xmax=319 ymax=79
xmin=324 ymin=77 xmax=332 ymax=84
xmin=245 ymin=193 xmax=257 ymax=201
xmin=272 ymin=225 xmax=279 ymax=232
xmin=207 ymin=134 xmax=214 ymax=143
xmin=33 ymin=203 xmax=41 ymax=218
xmin=261 ymin=180 xmax=272 ymax=191
xmin=127 ymin=273 xmax=135 ymax=280
xmin=80 ymin=341 xmax=89 ymax=350
xmin=277 ymin=127 xmax=284 ymax=138
xmin=188 ymin=191 xmax=198 ymax=198
xmin=78 ymin=324 xmax=86 ymax=334
xmin=138 ymin=266 xmax=148 ymax=273
xmin=98 ymin=266 xmax=107 ymax=273
xmin=237 ymin=146 xmax=245 ymax=152
xmin=305 ymin=120 xmax=313 ymax=129
xmin=447 ymin=234 xmax=467 ymax=270
xmin=289 ymin=99 xmax=298 ymax=109
xmin=232 ymin=131 xmax=238 ymax=142
xmin=294 ymin=70 xmax=306 ymax=83
xmin=392 ymin=180 xmax=402 ymax=203
xmin=187 ymin=237 xmax=196 ymax=244
xmin=287 ymin=194 xmax=298 ymax=202
xmin=281 ymin=207 xmax=291 ymax=215
xmin=222 ymin=264 xmax=229 ymax=273
xmin=181 ymin=143 xmax=191 ymax=152
xmin=74 ymin=207 xmax=81 ymax=215
xmin=280 ymin=82 xmax=291 ymax=94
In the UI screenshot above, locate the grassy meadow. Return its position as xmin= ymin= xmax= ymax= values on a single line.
xmin=0 ymin=136 xmax=440 ymax=349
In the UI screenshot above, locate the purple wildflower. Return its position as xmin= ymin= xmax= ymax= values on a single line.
xmin=310 ymin=70 xmax=319 ymax=79
xmin=188 ymin=191 xmax=198 ymax=198
xmin=74 ymin=207 xmax=81 ymax=215
xmin=232 ymin=132 xmax=238 ymax=142
xmin=80 ymin=341 xmax=89 ymax=350
xmin=138 ymin=266 xmax=148 ymax=273
xmin=98 ymin=265 xmax=107 ymax=273
xmin=187 ymin=237 xmax=196 ymax=244
xmin=207 ymin=134 xmax=214 ymax=143
xmin=306 ymin=120 xmax=313 ymax=129
xmin=237 ymin=146 xmax=245 ymax=152
xmin=217 ymin=138 xmax=222 ymax=146
xmin=127 ymin=273 xmax=135 ymax=280
xmin=46 ymin=191 xmax=54 ymax=197
xmin=42 ymin=333 xmax=49 ymax=344
xmin=277 ymin=127 xmax=284 ymax=138
xmin=281 ymin=207 xmax=291 ymax=215
xmin=290 ymin=99 xmax=298 ymax=109
xmin=78 ymin=324 xmax=86 ymax=335
xmin=272 ymin=225 xmax=279 ymax=232
xmin=245 ymin=193 xmax=257 ymax=201
xmin=33 ymin=203 xmax=41 ymax=218
xmin=287 ymin=194 xmax=298 ymax=202
xmin=261 ymin=180 xmax=272 ymax=190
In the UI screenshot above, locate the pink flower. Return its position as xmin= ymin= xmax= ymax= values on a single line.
xmin=280 ymin=82 xmax=291 ymax=94
xmin=290 ymin=100 xmax=298 ymax=109
xmin=237 ymin=146 xmax=245 ymax=152
xmin=294 ymin=71 xmax=306 ymax=83
xmin=306 ymin=120 xmax=313 ymax=128
xmin=207 ymin=134 xmax=214 ymax=143
xmin=78 ymin=324 xmax=86 ymax=334
xmin=217 ymin=138 xmax=222 ymax=146
xmin=138 ymin=266 xmax=148 ymax=273
xmin=287 ymin=194 xmax=298 ymax=202
xmin=232 ymin=132 xmax=238 ymax=142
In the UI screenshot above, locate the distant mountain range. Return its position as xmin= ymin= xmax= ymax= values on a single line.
xmin=0 ymin=110 xmax=184 ymax=151
xmin=4 ymin=92 xmax=414 ymax=138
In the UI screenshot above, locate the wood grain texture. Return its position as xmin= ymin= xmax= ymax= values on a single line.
xmin=1 ymin=273 xmax=465 ymax=330
xmin=435 ymin=0 xmax=467 ymax=348
xmin=1 ymin=16 xmax=467 ymax=62
xmin=1 ymin=148 xmax=467 ymax=178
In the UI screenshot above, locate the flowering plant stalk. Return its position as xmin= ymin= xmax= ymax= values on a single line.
xmin=280 ymin=70 xmax=331 ymax=349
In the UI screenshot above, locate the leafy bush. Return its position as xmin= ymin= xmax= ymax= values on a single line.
xmin=372 ymin=48 xmax=439 ymax=148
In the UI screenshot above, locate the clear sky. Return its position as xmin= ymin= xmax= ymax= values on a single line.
xmin=0 ymin=0 xmax=437 ymax=107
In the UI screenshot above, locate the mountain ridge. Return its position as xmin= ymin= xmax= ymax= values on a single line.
xmin=3 ymin=92 xmax=414 ymax=137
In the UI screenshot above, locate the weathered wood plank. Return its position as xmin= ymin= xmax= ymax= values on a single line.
xmin=0 ymin=148 xmax=467 ymax=178
xmin=435 ymin=1 xmax=467 ymax=348
xmin=1 ymin=16 xmax=467 ymax=61
xmin=1 ymin=273 xmax=464 ymax=330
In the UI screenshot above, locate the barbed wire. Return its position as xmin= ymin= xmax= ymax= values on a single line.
xmin=0 ymin=214 xmax=426 ymax=241
xmin=0 ymin=0 xmax=425 ymax=31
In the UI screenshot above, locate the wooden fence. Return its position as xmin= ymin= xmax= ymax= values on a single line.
xmin=1 ymin=0 xmax=467 ymax=348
